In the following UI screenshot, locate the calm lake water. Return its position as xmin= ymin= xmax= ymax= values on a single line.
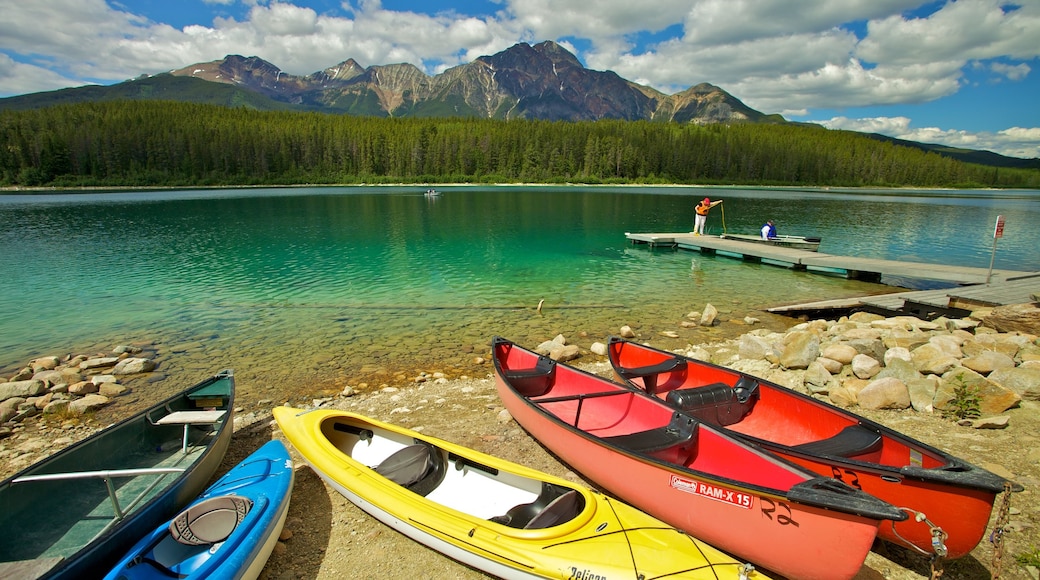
xmin=2 ymin=185 xmax=1038 ymax=405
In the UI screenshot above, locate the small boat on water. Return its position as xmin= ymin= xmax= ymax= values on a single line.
xmin=424 ymin=188 xmax=441 ymax=197
xmin=0 ymin=370 xmax=235 ymax=580
xmin=720 ymin=233 xmax=822 ymax=251
xmin=273 ymin=406 xmax=764 ymax=580
xmin=105 ymin=439 xmax=294 ymax=580
xmin=491 ymin=337 xmax=906 ymax=580
xmin=606 ymin=337 xmax=1022 ymax=560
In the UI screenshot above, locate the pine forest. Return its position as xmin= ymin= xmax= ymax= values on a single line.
xmin=1 ymin=101 xmax=1037 ymax=189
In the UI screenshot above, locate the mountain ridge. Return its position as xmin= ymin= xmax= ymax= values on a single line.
xmin=1 ymin=41 xmax=1035 ymax=167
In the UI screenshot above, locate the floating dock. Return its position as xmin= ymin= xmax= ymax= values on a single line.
xmin=625 ymin=231 xmax=1040 ymax=319
xmin=625 ymin=232 xmax=1037 ymax=285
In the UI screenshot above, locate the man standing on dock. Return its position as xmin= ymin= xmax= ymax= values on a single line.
xmin=694 ymin=197 xmax=723 ymax=235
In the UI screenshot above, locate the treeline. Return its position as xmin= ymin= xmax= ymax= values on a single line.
xmin=1 ymin=100 xmax=1037 ymax=188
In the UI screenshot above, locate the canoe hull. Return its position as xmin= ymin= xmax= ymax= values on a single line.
xmin=105 ymin=439 xmax=293 ymax=580
xmin=274 ymin=406 xmax=761 ymax=580
xmin=0 ymin=370 xmax=235 ymax=580
xmin=492 ymin=338 xmax=905 ymax=580
xmin=607 ymin=336 xmax=1019 ymax=558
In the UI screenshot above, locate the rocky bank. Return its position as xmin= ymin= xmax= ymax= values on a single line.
xmin=2 ymin=303 xmax=1040 ymax=579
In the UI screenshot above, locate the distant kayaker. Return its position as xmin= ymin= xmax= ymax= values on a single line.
xmin=693 ymin=197 xmax=722 ymax=235
xmin=761 ymin=220 xmax=777 ymax=240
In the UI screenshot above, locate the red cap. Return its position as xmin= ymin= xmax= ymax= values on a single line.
xmin=703 ymin=198 xmax=710 ymax=204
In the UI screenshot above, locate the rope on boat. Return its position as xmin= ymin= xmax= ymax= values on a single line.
xmin=890 ymin=508 xmax=947 ymax=579
xmin=990 ymin=481 xmax=1014 ymax=579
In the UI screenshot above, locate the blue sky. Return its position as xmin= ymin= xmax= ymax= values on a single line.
xmin=1 ymin=1 xmax=1038 ymax=159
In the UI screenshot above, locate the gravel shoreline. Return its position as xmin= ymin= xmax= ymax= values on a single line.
xmin=3 ymin=312 xmax=1038 ymax=579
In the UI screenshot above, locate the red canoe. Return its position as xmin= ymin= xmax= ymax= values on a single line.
xmin=492 ymin=337 xmax=907 ymax=580
xmin=607 ymin=336 xmax=1022 ymax=560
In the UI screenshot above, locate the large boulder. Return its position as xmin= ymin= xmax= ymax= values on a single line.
xmin=979 ymin=303 xmax=1040 ymax=335
xmin=858 ymin=377 xmax=911 ymax=410
xmin=0 ymin=379 xmax=47 ymax=402
xmin=935 ymin=367 xmax=1021 ymax=416
xmin=987 ymin=367 xmax=1040 ymax=401
xmin=780 ymin=331 xmax=819 ymax=370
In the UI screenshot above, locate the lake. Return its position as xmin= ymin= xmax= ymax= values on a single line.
xmin=2 ymin=185 xmax=1038 ymax=405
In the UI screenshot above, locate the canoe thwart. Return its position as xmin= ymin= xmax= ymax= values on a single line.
xmin=791 ymin=425 xmax=884 ymax=459
xmin=664 ymin=379 xmax=759 ymax=427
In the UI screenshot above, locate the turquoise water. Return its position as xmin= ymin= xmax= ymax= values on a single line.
xmin=2 ymin=186 xmax=1038 ymax=403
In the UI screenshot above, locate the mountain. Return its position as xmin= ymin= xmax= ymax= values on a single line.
xmin=1 ymin=41 xmax=1033 ymax=167
xmin=0 ymin=41 xmax=772 ymax=124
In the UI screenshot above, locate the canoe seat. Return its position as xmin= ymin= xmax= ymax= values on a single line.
xmin=524 ymin=490 xmax=580 ymax=529
xmin=664 ymin=377 xmax=758 ymax=427
xmin=375 ymin=441 xmax=446 ymax=496
xmin=169 ymin=495 xmax=252 ymax=546
xmin=603 ymin=412 xmax=697 ymax=464
xmin=615 ymin=357 xmax=687 ymax=395
xmin=504 ymin=356 xmax=557 ymax=397
xmin=792 ymin=424 xmax=883 ymax=458
xmin=490 ymin=483 xmax=582 ymax=529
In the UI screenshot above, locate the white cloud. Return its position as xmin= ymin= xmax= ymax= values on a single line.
xmin=817 ymin=116 xmax=1040 ymax=159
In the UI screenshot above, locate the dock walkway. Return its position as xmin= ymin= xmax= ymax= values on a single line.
xmin=625 ymin=232 xmax=1037 ymax=285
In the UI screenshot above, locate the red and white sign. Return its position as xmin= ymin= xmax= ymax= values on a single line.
xmin=994 ymin=215 xmax=1005 ymax=239
xmin=670 ymin=475 xmax=753 ymax=509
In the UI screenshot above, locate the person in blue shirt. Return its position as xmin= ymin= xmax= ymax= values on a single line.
xmin=761 ymin=220 xmax=777 ymax=240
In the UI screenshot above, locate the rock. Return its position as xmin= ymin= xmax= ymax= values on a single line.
xmin=961 ymin=351 xmax=1015 ymax=375
xmin=851 ymin=354 xmax=881 ymax=379
xmin=910 ymin=343 xmax=959 ymax=375
xmin=699 ymin=303 xmax=719 ymax=327
xmin=875 ymin=358 xmax=922 ymax=384
xmin=987 ymin=367 xmax=1040 ymax=400
xmin=618 ymin=325 xmax=636 ymax=338
xmin=779 ymin=331 xmax=820 ymax=370
xmin=816 ymin=356 xmax=843 ymax=374
xmin=43 ymin=399 xmax=71 ymax=415
xmin=935 ymin=367 xmax=1021 ymax=415
xmin=858 ymin=377 xmax=911 ymax=410
xmin=589 ymin=342 xmax=607 ymax=356
xmin=971 ymin=415 xmax=1010 ymax=429
xmin=738 ymin=335 xmax=773 ymax=361
xmin=659 ymin=331 xmax=679 ymax=338
xmin=31 ymin=356 xmax=60 ymax=372
xmin=99 ymin=383 xmax=131 ymax=397
xmin=821 ymin=343 xmax=858 ymax=364
xmin=68 ymin=394 xmax=111 ymax=414
xmin=112 ymin=357 xmax=156 ymax=375
xmin=79 ymin=357 xmax=119 ymax=370
xmin=803 ymin=361 xmax=833 ymax=392
xmin=907 ymin=376 xmax=938 ymax=413
xmin=928 ymin=334 xmax=965 ymax=358
xmin=68 ymin=381 xmax=100 ymax=395
xmin=980 ymin=302 xmax=1040 ymax=334
xmin=883 ymin=346 xmax=912 ymax=365
xmin=548 ymin=344 xmax=580 ymax=362
xmin=828 ymin=385 xmax=857 ymax=407
xmin=0 ymin=379 xmax=47 ymax=401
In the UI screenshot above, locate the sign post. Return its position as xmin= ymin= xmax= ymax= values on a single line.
xmin=986 ymin=215 xmax=1005 ymax=284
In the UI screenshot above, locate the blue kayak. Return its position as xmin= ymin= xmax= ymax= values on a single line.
xmin=105 ymin=440 xmax=294 ymax=580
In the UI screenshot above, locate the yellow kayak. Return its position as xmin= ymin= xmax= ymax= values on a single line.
xmin=273 ymin=406 xmax=764 ymax=580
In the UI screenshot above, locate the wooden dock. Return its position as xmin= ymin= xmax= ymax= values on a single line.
xmin=625 ymin=232 xmax=1038 ymax=285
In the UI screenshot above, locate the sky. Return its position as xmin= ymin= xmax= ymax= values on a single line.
xmin=1 ymin=1 xmax=1038 ymax=159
